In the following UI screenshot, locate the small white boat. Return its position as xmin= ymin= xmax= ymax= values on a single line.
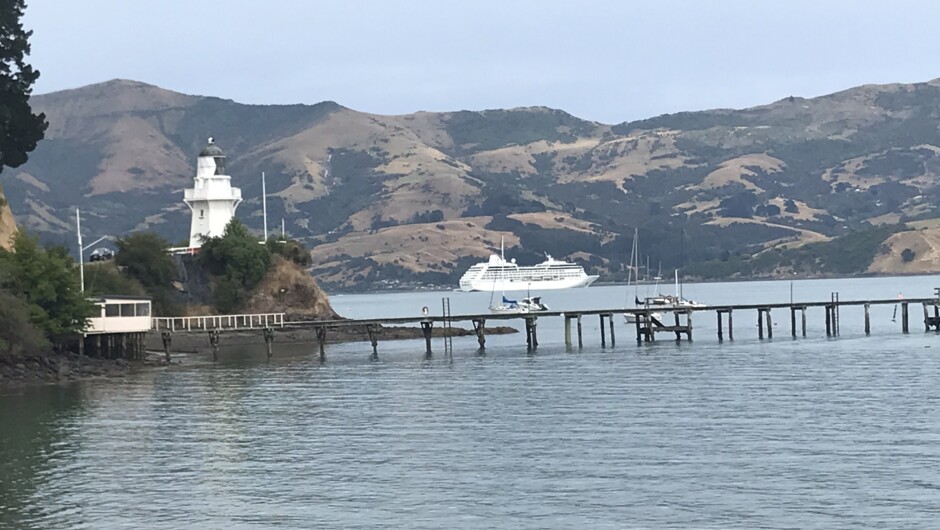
xmin=654 ymin=269 xmax=705 ymax=308
xmin=490 ymin=295 xmax=549 ymax=314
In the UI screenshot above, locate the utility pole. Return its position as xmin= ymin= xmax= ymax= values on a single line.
xmin=76 ymin=208 xmax=84 ymax=292
xmin=261 ymin=171 xmax=268 ymax=241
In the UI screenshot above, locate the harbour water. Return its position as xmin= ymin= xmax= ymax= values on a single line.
xmin=3 ymin=276 xmax=940 ymax=528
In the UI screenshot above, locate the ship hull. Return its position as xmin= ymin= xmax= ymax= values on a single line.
xmin=461 ymin=274 xmax=599 ymax=292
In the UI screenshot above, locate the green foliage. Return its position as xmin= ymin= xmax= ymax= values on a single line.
xmin=901 ymin=248 xmax=916 ymax=263
xmin=200 ymin=219 xmax=271 ymax=312
xmin=84 ymin=261 xmax=148 ymax=297
xmin=718 ymin=190 xmax=757 ymax=218
xmin=0 ymin=287 xmax=49 ymax=356
xmin=0 ymin=232 xmax=94 ymax=343
xmin=266 ymin=237 xmax=312 ymax=267
xmin=0 ymin=0 xmax=47 ymax=173
xmin=115 ymin=232 xmax=176 ymax=314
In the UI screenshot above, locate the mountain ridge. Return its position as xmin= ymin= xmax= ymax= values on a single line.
xmin=7 ymin=76 xmax=940 ymax=289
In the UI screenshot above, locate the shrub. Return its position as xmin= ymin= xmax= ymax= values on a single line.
xmin=115 ymin=232 xmax=177 ymax=314
xmin=0 ymin=232 xmax=95 ymax=345
xmin=200 ymin=219 xmax=271 ymax=312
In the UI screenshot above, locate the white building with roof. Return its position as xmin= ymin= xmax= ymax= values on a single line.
xmin=183 ymin=138 xmax=242 ymax=248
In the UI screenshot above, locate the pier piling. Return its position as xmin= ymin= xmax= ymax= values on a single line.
xmin=728 ymin=309 xmax=734 ymax=341
xmin=607 ymin=313 xmax=615 ymax=347
xmin=757 ymin=309 xmax=764 ymax=340
xmin=790 ymin=307 xmax=797 ymax=339
xmin=473 ymin=318 xmax=486 ymax=350
xmin=316 ymin=327 xmax=327 ymax=362
xmin=564 ymin=315 xmax=571 ymax=349
xmin=865 ymin=303 xmax=871 ymax=335
xmin=902 ymin=302 xmax=910 ymax=333
xmin=161 ymin=331 xmax=172 ymax=362
xmin=825 ymin=305 xmax=832 ymax=337
xmin=366 ymin=324 xmax=379 ymax=360
xmin=717 ymin=311 xmax=724 ymax=342
xmin=801 ymin=307 xmax=807 ymax=337
xmin=635 ymin=314 xmax=643 ymax=345
xmin=524 ymin=317 xmax=539 ymax=350
xmin=577 ymin=315 xmax=583 ymax=348
xmin=263 ymin=328 xmax=274 ymax=360
xmin=208 ymin=330 xmax=220 ymax=361
xmin=599 ymin=314 xmax=606 ymax=347
xmin=766 ymin=309 xmax=773 ymax=339
xmin=421 ymin=321 xmax=433 ymax=357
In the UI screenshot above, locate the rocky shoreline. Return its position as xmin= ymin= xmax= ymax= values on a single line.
xmin=0 ymin=352 xmax=170 ymax=390
xmin=1 ymin=323 xmax=518 ymax=388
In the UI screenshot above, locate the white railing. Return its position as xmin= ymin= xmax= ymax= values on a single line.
xmin=152 ymin=313 xmax=286 ymax=332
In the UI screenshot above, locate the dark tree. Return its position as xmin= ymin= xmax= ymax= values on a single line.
xmin=0 ymin=0 xmax=47 ymax=173
xmin=718 ymin=191 xmax=757 ymax=218
xmin=115 ymin=232 xmax=177 ymax=313
xmin=901 ymin=248 xmax=915 ymax=263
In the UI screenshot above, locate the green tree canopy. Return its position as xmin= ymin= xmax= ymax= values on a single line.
xmin=199 ymin=219 xmax=271 ymax=312
xmin=0 ymin=287 xmax=49 ymax=356
xmin=0 ymin=232 xmax=94 ymax=340
xmin=115 ymin=232 xmax=177 ymax=313
xmin=0 ymin=0 xmax=47 ymax=173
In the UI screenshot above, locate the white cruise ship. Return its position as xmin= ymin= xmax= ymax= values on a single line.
xmin=458 ymin=253 xmax=598 ymax=292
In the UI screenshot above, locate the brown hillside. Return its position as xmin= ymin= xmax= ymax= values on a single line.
xmin=868 ymin=228 xmax=940 ymax=274
xmin=13 ymin=77 xmax=940 ymax=287
xmin=241 ymin=256 xmax=340 ymax=319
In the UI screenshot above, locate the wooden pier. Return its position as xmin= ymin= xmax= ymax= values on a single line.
xmin=149 ymin=292 xmax=940 ymax=361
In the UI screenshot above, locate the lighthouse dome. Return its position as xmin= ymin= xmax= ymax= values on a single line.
xmin=199 ymin=137 xmax=225 ymax=157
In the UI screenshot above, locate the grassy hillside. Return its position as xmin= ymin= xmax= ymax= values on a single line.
xmin=7 ymin=78 xmax=940 ymax=289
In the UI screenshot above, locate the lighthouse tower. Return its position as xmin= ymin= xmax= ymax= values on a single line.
xmin=183 ymin=138 xmax=243 ymax=248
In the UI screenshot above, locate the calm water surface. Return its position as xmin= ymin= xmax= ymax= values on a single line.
xmin=3 ymin=276 xmax=940 ymax=529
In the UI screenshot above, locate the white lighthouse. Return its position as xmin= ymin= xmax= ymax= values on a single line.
xmin=183 ymin=138 xmax=242 ymax=248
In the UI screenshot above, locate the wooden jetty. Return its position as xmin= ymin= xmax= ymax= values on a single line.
xmin=149 ymin=291 xmax=940 ymax=361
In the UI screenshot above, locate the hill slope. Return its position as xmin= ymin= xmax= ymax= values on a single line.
xmin=7 ymin=78 xmax=940 ymax=288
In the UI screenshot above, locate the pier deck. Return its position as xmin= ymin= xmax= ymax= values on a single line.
xmin=148 ymin=293 xmax=940 ymax=362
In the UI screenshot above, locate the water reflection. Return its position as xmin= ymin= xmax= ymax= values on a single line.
xmin=0 ymin=384 xmax=87 ymax=529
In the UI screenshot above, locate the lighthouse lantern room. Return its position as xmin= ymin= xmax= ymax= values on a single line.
xmin=183 ymin=137 xmax=242 ymax=248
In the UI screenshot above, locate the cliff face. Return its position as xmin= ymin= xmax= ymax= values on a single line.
xmin=240 ymin=256 xmax=340 ymax=320
xmin=0 ymin=185 xmax=17 ymax=251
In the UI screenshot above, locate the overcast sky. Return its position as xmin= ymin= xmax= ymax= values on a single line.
xmin=23 ymin=0 xmax=940 ymax=124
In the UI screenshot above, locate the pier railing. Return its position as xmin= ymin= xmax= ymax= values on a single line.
xmin=152 ymin=313 xmax=285 ymax=332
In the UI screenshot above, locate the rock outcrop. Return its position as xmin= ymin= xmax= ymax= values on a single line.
xmin=0 ymin=185 xmax=17 ymax=251
xmin=240 ymin=256 xmax=340 ymax=320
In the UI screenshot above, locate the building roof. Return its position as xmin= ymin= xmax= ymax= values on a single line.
xmin=87 ymin=294 xmax=152 ymax=302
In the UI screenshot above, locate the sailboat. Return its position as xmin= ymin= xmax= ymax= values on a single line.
xmin=643 ymin=269 xmax=706 ymax=309
xmin=489 ymin=238 xmax=549 ymax=314
xmin=624 ymin=228 xmax=662 ymax=324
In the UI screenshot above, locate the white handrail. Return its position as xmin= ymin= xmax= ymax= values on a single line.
xmin=151 ymin=313 xmax=287 ymax=331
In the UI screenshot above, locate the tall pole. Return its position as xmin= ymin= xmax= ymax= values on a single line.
xmin=261 ymin=171 xmax=268 ymax=242
xmin=281 ymin=218 xmax=285 ymax=239
xmin=76 ymin=208 xmax=84 ymax=292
